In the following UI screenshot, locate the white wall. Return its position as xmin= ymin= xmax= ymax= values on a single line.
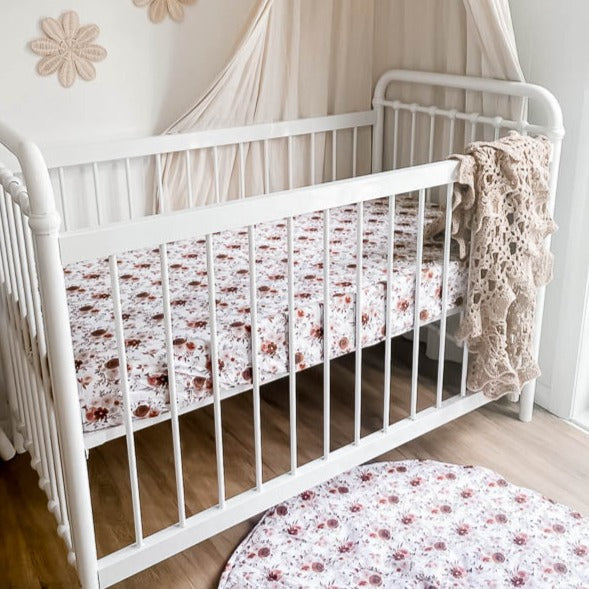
xmin=510 ymin=0 xmax=589 ymax=418
xmin=0 ymin=0 xmax=256 ymax=144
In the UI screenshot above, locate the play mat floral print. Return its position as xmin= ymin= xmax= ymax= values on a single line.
xmin=64 ymin=196 xmax=467 ymax=433
xmin=218 ymin=460 xmax=589 ymax=588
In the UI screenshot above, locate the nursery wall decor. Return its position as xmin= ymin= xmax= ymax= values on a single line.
xmin=133 ymin=0 xmax=197 ymax=23
xmin=30 ymin=11 xmax=107 ymax=88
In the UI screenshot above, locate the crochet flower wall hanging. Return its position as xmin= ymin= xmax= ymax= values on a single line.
xmin=30 ymin=11 xmax=107 ymax=88
xmin=133 ymin=0 xmax=197 ymax=23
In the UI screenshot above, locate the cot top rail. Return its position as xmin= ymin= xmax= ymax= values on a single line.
xmin=373 ymin=69 xmax=564 ymax=138
xmin=41 ymin=110 xmax=375 ymax=171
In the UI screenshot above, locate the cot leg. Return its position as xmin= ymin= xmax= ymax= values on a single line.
xmin=519 ymin=380 xmax=535 ymax=422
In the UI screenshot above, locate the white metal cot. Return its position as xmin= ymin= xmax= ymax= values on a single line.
xmin=0 ymin=71 xmax=563 ymax=587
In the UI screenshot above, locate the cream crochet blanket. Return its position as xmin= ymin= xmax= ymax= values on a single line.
xmin=430 ymin=132 xmax=557 ymax=399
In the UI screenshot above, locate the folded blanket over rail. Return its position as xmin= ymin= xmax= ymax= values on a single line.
xmin=429 ymin=131 xmax=557 ymax=399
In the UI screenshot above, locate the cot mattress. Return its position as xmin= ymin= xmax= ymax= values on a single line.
xmin=64 ymin=196 xmax=467 ymax=434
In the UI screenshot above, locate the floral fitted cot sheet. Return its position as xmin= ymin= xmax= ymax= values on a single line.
xmin=64 ymin=196 xmax=467 ymax=433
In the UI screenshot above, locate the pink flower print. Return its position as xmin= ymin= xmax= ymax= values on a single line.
xmin=450 ymin=567 xmax=465 ymax=578
xmin=552 ymin=523 xmax=566 ymax=533
xmin=514 ymin=494 xmax=527 ymax=504
xmin=350 ymin=503 xmax=363 ymax=513
xmin=326 ymin=519 xmax=339 ymax=529
xmin=133 ymin=404 xmax=150 ymax=418
xmin=409 ymin=477 xmax=422 ymax=487
xmin=401 ymin=514 xmax=415 ymax=525
xmin=287 ymin=525 xmax=301 ymax=535
xmin=338 ymin=486 xmax=349 ymax=494
xmin=445 ymin=472 xmax=456 ymax=480
xmin=492 ymin=552 xmax=505 ymax=563
xmin=440 ymin=505 xmax=452 ymax=514
xmin=368 ymin=574 xmax=382 ymax=586
xmin=377 ymin=529 xmax=391 ymax=540
xmin=513 ymin=533 xmax=528 ymax=545
xmin=461 ymin=488 xmax=474 ymax=498
xmin=393 ymin=549 xmax=408 ymax=561
xmin=275 ymin=505 xmax=288 ymax=516
xmin=300 ymin=490 xmax=315 ymax=501
xmin=388 ymin=495 xmax=399 ymax=504
xmin=311 ymin=562 xmax=324 ymax=573
xmin=495 ymin=513 xmax=508 ymax=524
xmin=574 ymin=545 xmax=588 ymax=557
xmin=267 ymin=570 xmax=282 ymax=581
xmin=497 ymin=478 xmax=508 ymax=487
xmin=360 ymin=471 xmax=373 ymax=482
xmin=396 ymin=466 xmax=407 ymax=473
xmin=338 ymin=541 xmax=354 ymax=553
xmin=433 ymin=541 xmax=447 ymax=551
xmin=456 ymin=524 xmax=470 ymax=536
xmin=510 ymin=573 xmax=527 ymax=587
xmin=553 ymin=562 xmax=568 ymax=574
xmin=257 ymin=547 xmax=270 ymax=557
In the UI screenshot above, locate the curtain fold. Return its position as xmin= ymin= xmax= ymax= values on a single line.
xmin=162 ymin=0 xmax=524 ymax=210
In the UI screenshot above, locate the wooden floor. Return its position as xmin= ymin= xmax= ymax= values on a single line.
xmin=1 ymin=340 xmax=588 ymax=589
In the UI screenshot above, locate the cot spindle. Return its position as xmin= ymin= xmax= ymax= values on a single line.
xmin=205 ymin=234 xmax=227 ymax=508
xmin=354 ymin=202 xmax=363 ymax=444
xmin=322 ymin=209 xmax=331 ymax=457
xmin=383 ymin=195 xmax=396 ymax=431
xmin=287 ymin=216 xmax=297 ymax=474
xmin=109 ymin=255 xmax=144 ymax=546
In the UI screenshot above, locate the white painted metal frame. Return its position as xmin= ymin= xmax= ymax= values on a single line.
xmin=0 ymin=71 xmax=563 ymax=588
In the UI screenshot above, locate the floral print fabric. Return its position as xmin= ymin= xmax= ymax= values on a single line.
xmin=65 ymin=197 xmax=467 ymax=433
xmin=218 ymin=460 xmax=589 ymax=589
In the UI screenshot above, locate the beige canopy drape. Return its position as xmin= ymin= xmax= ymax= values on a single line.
xmin=162 ymin=0 xmax=524 ymax=210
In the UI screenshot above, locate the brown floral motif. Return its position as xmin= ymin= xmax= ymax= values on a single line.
xmin=133 ymin=0 xmax=196 ymax=23
xmin=30 ymin=11 xmax=107 ymax=88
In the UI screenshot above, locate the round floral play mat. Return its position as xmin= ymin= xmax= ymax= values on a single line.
xmin=218 ymin=460 xmax=589 ymax=588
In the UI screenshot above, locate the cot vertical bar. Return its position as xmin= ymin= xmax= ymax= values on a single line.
xmin=23 ymin=141 xmax=99 ymax=587
xmin=411 ymin=188 xmax=426 ymax=419
xmin=124 ymin=158 xmax=134 ymax=220
xmin=352 ymin=127 xmax=358 ymax=178
xmin=493 ymin=117 xmax=503 ymax=141
xmin=91 ymin=163 xmax=102 ymax=226
xmin=392 ymin=106 xmax=400 ymax=170
xmin=0 ymin=190 xmax=27 ymax=444
xmin=263 ymin=140 xmax=270 ymax=194
xmin=409 ymin=107 xmax=417 ymax=166
xmin=205 ymin=235 xmax=226 ymax=508
xmin=184 ymin=151 xmax=193 ymax=208
xmin=310 ymin=132 xmax=316 ymax=185
xmin=109 ymin=255 xmax=143 ymax=546
xmin=238 ymin=142 xmax=246 ymax=199
xmin=155 ymin=153 xmax=165 ymax=213
xmin=57 ymin=167 xmax=69 ymax=231
xmin=435 ymin=183 xmax=454 ymax=408
xmin=322 ymin=209 xmax=331 ymax=457
xmin=331 ymin=130 xmax=337 ymax=181
xmin=4 ymin=193 xmax=41 ymax=469
xmin=354 ymin=202 xmax=364 ymax=444
xmin=287 ymin=136 xmax=294 ymax=190
xmin=159 ymin=244 xmax=186 ymax=526
xmin=426 ymin=110 xmax=436 ymax=203
xmin=469 ymin=115 xmax=478 ymax=143
xmin=213 ymin=146 xmax=220 ymax=203
xmin=447 ymin=113 xmax=456 ymax=156
xmin=383 ymin=195 xmax=396 ymax=431
xmin=0 ymin=189 xmax=33 ymax=453
xmin=13 ymin=199 xmax=53 ymax=495
xmin=247 ymin=226 xmax=263 ymax=491
xmin=287 ymin=216 xmax=297 ymax=474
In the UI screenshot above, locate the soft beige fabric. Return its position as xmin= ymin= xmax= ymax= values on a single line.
xmin=429 ymin=132 xmax=556 ymax=399
xmin=162 ymin=0 xmax=525 ymax=210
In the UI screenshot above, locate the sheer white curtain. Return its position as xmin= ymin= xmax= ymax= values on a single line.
xmin=162 ymin=0 xmax=524 ymax=209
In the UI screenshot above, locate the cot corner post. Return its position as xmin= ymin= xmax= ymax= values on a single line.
xmin=18 ymin=141 xmax=100 ymax=589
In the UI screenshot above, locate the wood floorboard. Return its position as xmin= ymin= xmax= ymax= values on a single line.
xmin=1 ymin=340 xmax=588 ymax=588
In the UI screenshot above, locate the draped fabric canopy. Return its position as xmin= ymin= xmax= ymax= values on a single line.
xmin=162 ymin=0 xmax=524 ymax=209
